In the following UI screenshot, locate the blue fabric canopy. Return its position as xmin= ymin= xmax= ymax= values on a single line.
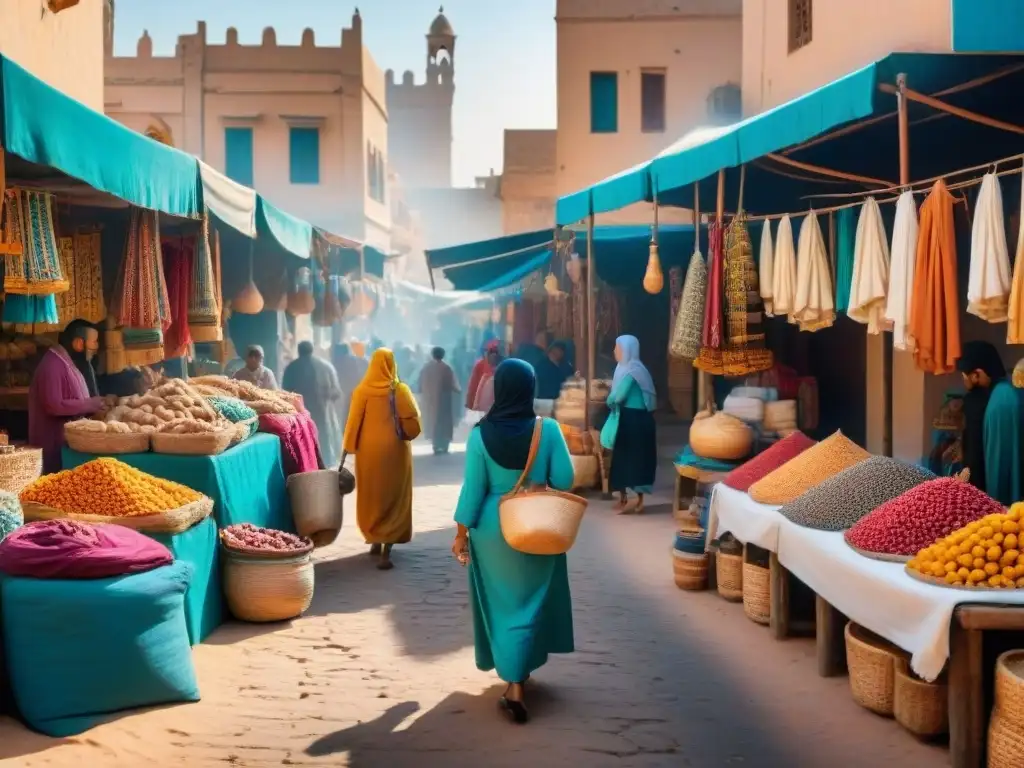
xmin=1 ymin=56 xmax=202 ymax=218
xmin=256 ymin=196 xmax=313 ymax=259
xmin=557 ymin=52 xmax=1024 ymax=223
xmin=439 ymin=224 xmax=703 ymax=291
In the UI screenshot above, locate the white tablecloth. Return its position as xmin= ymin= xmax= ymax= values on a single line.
xmin=711 ymin=485 xmax=1024 ymax=681
xmin=708 ymin=484 xmax=784 ymax=552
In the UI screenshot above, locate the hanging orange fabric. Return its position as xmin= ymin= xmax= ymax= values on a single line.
xmin=908 ymin=180 xmax=962 ymax=374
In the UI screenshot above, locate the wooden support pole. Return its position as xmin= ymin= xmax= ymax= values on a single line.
xmin=881 ymin=81 xmax=1024 ymax=136
xmin=585 ymin=213 xmax=596 ymax=431
xmin=693 ymin=182 xmax=707 ymax=412
xmin=769 ymin=552 xmax=790 ymax=640
xmin=948 ymin=617 xmax=984 ymax=768
xmin=765 ymin=153 xmax=893 ymax=187
xmin=815 ymin=596 xmax=848 ymax=677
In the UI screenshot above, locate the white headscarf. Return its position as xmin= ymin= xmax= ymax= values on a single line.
xmin=612 ymin=335 xmax=656 ymax=411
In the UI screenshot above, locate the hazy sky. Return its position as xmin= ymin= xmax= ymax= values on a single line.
xmin=112 ymin=0 xmax=557 ymax=187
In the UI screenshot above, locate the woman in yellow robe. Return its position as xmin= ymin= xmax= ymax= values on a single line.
xmin=343 ymin=348 xmax=422 ymax=570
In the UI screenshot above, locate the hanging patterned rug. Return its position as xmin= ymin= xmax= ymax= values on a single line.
xmin=189 ymin=218 xmax=222 ymax=342
xmin=722 ymin=217 xmax=773 ymax=376
xmin=670 ymin=248 xmax=707 ymax=360
xmin=111 ymin=208 xmax=171 ymax=331
xmin=694 ymin=221 xmax=725 ymax=374
xmin=2 ymin=189 xmax=69 ymax=296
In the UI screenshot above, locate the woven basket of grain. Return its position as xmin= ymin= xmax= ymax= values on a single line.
xmin=672 ymin=549 xmax=708 ymax=591
xmin=716 ymin=550 xmax=743 ymax=601
xmin=151 ymin=429 xmax=234 ymax=456
xmin=995 ymin=650 xmax=1024 ymax=730
xmin=988 ymin=710 xmax=1024 ymax=768
xmin=0 ymin=447 xmax=42 ymax=495
xmin=65 ymin=429 xmax=150 ymax=455
xmin=22 ymin=497 xmax=213 ymax=535
xmin=741 ymin=561 xmax=770 ymax=624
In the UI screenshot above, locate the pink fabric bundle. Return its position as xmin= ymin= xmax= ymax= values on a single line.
xmin=0 ymin=520 xmax=173 ymax=580
xmin=259 ymin=412 xmax=324 ymax=475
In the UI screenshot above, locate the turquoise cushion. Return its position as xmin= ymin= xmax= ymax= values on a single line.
xmin=2 ymin=561 xmax=199 ymax=737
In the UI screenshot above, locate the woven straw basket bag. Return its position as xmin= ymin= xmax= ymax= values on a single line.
xmin=499 ymin=418 xmax=588 ymax=555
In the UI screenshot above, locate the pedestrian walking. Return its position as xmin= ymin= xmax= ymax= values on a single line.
xmin=452 ymin=359 xmax=576 ymax=723
xmin=417 ymin=347 xmax=461 ymax=454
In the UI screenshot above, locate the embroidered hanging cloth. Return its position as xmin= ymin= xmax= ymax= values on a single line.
xmin=161 ymin=235 xmax=195 ymax=359
xmin=909 ymin=180 xmax=962 ymax=374
xmin=759 ymin=220 xmax=774 ymax=316
xmin=967 ymin=172 xmax=1011 ymax=323
xmin=722 ymin=217 xmax=773 ymax=376
xmin=2 ymin=189 xmax=69 ymax=296
xmin=885 ymin=191 xmax=920 ymax=351
xmin=1008 ymin=171 xmax=1024 ymax=344
xmin=771 ymin=214 xmax=797 ymax=320
xmin=847 ymin=198 xmax=891 ymax=334
xmin=694 ymin=220 xmax=725 ymax=374
xmin=792 ymin=212 xmax=835 ymax=332
xmin=111 ymin=208 xmax=172 ymax=331
xmin=670 ymin=248 xmax=707 ymax=360
xmin=834 ymin=207 xmax=855 ymax=313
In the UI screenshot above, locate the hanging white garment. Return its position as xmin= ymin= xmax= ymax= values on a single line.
xmin=1008 ymin=170 xmax=1024 ymax=343
xmin=772 ymin=214 xmax=797 ymax=320
xmin=791 ymin=212 xmax=835 ymax=332
xmin=847 ymin=197 xmax=891 ymax=334
xmin=759 ymin=220 xmax=774 ymax=316
xmin=968 ymin=172 xmax=1012 ymax=322
xmin=885 ymin=191 xmax=919 ymax=351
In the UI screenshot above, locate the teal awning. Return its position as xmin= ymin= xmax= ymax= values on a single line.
xmin=952 ymin=0 xmax=1024 ymax=51
xmin=436 ymin=224 xmax=702 ymax=291
xmin=557 ymin=52 xmax=1024 ymax=223
xmin=256 ymin=196 xmax=313 ymax=259
xmin=1 ymin=56 xmax=202 ymax=218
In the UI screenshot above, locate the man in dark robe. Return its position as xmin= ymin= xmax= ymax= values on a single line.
xmin=417 ymin=347 xmax=460 ymax=454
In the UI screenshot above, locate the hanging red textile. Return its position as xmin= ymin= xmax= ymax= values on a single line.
xmin=694 ymin=220 xmax=724 ymax=374
xmin=161 ymin=235 xmax=195 ymax=359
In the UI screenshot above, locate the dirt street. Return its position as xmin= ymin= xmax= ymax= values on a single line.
xmin=0 ymin=440 xmax=947 ymax=767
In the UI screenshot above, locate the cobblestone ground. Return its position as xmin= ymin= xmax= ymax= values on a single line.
xmin=0 ymin=430 xmax=949 ymax=767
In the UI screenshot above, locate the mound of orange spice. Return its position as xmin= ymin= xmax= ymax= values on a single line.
xmin=19 ymin=458 xmax=202 ymax=517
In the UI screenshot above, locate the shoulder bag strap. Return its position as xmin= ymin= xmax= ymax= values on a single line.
xmin=510 ymin=417 xmax=543 ymax=495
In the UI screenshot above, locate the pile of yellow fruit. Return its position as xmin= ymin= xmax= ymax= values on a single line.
xmin=19 ymin=458 xmax=203 ymax=518
xmin=907 ymin=503 xmax=1024 ymax=588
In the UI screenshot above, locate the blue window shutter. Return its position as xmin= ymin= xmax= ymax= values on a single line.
xmin=289 ymin=127 xmax=320 ymax=184
xmin=590 ymin=72 xmax=618 ymax=134
xmin=224 ymin=127 xmax=254 ymax=186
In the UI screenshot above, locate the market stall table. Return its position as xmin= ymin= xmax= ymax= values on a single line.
xmin=61 ymin=434 xmax=293 ymax=641
xmin=778 ymin=521 xmax=1024 ymax=768
xmin=62 ymin=433 xmax=294 ymax=531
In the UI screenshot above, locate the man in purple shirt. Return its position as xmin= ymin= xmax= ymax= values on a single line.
xmin=29 ymin=319 xmax=104 ymax=474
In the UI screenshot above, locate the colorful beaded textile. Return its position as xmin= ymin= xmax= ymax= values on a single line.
xmin=2 ymin=189 xmax=69 ymax=296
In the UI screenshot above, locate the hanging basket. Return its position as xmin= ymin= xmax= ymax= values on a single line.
xmin=233 ymin=281 xmax=264 ymax=314
xmin=287 ymin=267 xmax=316 ymax=316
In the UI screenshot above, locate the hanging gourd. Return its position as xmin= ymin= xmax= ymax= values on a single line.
xmin=544 ymin=273 xmax=560 ymax=296
xmin=347 ymin=281 xmax=377 ymax=318
xmin=232 ymin=243 xmax=264 ymax=315
xmin=647 ymin=205 xmax=663 ymax=296
xmin=286 ymin=267 xmax=315 ymax=316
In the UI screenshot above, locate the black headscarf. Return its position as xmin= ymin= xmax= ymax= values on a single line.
xmin=477 ymin=358 xmax=537 ymax=470
xmin=957 ymin=341 xmax=1007 ymax=491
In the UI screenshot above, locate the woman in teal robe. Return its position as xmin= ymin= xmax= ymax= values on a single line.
xmin=600 ymin=335 xmax=657 ymax=513
xmin=452 ymin=359 xmax=576 ymax=724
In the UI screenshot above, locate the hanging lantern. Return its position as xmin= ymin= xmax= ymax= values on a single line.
xmin=643 ymin=238 xmax=664 ymax=294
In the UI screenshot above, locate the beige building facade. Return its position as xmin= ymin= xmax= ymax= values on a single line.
xmin=0 ymin=0 xmax=106 ymax=111
xmin=741 ymin=0 xmax=952 ymax=114
xmin=104 ymin=11 xmax=391 ymax=250
xmin=554 ymin=0 xmax=743 ymax=226
xmin=500 ymin=130 xmax=556 ymax=235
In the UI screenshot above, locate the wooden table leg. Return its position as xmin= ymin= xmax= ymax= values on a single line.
xmin=707 ymin=546 xmax=718 ymax=592
xmin=948 ymin=619 xmax=984 ymax=768
xmin=815 ymin=595 xmax=847 ymax=677
xmin=769 ymin=552 xmax=789 ymax=640
xmin=673 ymin=474 xmax=684 ymax=519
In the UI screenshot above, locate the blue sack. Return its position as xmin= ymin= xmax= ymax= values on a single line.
xmin=2 ymin=561 xmax=200 ymax=737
